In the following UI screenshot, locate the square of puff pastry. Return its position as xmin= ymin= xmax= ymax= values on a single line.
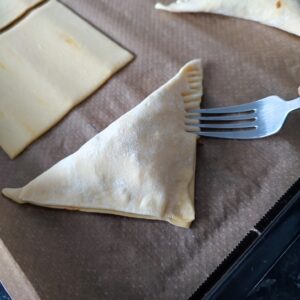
xmin=0 ymin=0 xmax=133 ymax=159
xmin=2 ymin=59 xmax=202 ymax=228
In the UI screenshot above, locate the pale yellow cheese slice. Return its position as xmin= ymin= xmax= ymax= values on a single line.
xmin=155 ymin=0 xmax=300 ymax=37
xmin=2 ymin=59 xmax=202 ymax=228
xmin=0 ymin=0 xmax=133 ymax=159
xmin=0 ymin=0 xmax=45 ymax=30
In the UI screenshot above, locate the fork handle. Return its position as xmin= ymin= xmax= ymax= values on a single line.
xmin=287 ymin=97 xmax=300 ymax=112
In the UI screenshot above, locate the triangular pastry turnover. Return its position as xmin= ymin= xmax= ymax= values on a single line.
xmin=155 ymin=0 xmax=300 ymax=37
xmin=2 ymin=60 xmax=202 ymax=228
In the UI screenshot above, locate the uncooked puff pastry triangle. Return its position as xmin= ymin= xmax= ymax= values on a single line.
xmin=2 ymin=60 xmax=202 ymax=228
xmin=0 ymin=0 xmax=133 ymax=159
xmin=155 ymin=0 xmax=300 ymax=37
xmin=0 ymin=0 xmax=45 ymax=30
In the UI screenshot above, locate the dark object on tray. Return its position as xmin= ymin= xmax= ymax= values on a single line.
xmin=0 ymin=281 xmax=12 ymax=300
xmin=189 ymin=178 xmax=300 ymax=300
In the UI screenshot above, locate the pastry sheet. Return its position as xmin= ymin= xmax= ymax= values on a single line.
xmin=0 ymin=0 xmax=300 ymax=299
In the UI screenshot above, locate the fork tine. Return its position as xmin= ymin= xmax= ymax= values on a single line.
xmin=188 ymin=102 xmax=256 ymax=114
xmin=187 ymin=122 xmax=256 ymax=129
xmin=192 ymin=130 xmax=259 ymax=139
xmin=185 ymin=113 xmax=256 ymax=121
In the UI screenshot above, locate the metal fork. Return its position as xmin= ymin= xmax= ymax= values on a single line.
xmin=185 ymin=96 xmax=300 ymax=139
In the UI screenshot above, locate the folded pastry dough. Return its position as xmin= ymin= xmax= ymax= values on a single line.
xmin=0 ymin=0 xmax=45 ymax=30
xmin=2 ymin=59 xmax=202 ymax=228
xmin=0 ymin=0 xmax=133 ymax=159
xmin=155 ymin=0 xmax=300 ymax=37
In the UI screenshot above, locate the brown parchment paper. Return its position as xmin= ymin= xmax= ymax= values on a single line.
xmin=1 ymin=1 xmax=300 ymax=299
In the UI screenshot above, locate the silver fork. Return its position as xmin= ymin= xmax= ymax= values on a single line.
xmin=185 ymin=96 xmax=300 ymax=139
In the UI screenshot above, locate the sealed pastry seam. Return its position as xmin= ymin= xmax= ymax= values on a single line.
xmin=2 ymin=59 xmax=202 ymax=228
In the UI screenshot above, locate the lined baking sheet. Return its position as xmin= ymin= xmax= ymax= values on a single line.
xmin=0 ymin=0 xmax=300 ymax=299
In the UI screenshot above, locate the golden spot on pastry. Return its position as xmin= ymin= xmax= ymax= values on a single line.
xmin=64 ymin=36 xmax=80 ymax=48
xmin=276 ymin=0 xmax=282 ymax=8
xmin=185 ymin=66 xmax=198 ymax=72
xmin=181 ymin=91 xmax=193 ymax=96
xmin=0 ymin=62 xmax=6 ymax=70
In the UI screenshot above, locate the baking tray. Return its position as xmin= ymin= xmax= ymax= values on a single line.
xmin=1 ymin=1 xmax=300 ymax=299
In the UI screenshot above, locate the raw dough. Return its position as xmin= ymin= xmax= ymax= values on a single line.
xmin=2 ymin=59 xmax=202 ymax=228
xmin=0 ymin=0 xmax=45 ymax=30
xmin=0 ymin=0 xmax=133 ymax=159
xmin=155 ymin=0 xmax=300 ymax=37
